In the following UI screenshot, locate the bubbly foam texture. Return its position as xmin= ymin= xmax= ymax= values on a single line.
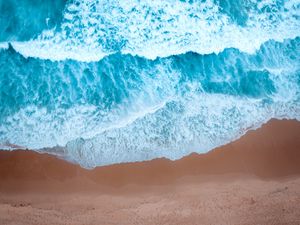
xmin=8 ymin=0 xmax=300 ymax=61
xmin=1 ymin=37 xmax=299 ymax=167
xmin=1 ymin=0 xmax=299 ymax=167
xmin=65 ymin=94 xmax=300 ymax=168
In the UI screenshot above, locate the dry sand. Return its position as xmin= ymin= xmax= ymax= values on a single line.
xmin=0 ymin=119 xmax=300 ymax=225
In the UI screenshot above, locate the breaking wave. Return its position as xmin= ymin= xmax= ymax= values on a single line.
xmin=1 ymin=0 xmax=300 ymax=61
xmin=0 ymin=0 xmax=299 ymax=168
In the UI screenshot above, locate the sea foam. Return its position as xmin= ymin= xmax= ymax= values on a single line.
xmin=6 ymin=0 xmax=300 ymax=62
xmin=1 ymin=37 xmax=299 ymax=167
xmin=0 ymin=0 xmax=299 ymax=168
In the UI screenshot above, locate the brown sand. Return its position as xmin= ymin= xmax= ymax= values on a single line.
xmin=0 ymin=119 xmax=300 ymax=225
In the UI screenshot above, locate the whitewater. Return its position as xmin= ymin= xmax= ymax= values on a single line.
xmin=0 ymin=0 xmax=299 ymax=168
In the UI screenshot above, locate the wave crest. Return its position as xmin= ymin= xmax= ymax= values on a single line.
xmin=1 ymin=38 xmax=299 ymax=167
xmin=4 ymin=0 xmax=300 ymax=61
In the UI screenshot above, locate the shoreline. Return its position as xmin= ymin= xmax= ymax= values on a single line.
xmin=1 ymin=119 xmax=300 ymax=188
xmin=0 ymin=119 xmax=300 ymax=224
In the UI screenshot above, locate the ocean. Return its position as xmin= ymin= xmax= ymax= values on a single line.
xmin=0 ymin=0 xmax=299 ymax=168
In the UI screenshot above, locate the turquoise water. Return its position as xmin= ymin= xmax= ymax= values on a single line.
xmin=0 ymin=0 xmax=299 ymax=168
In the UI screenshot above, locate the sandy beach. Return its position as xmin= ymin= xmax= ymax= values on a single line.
xmin=0 ymin=119 xmax=300 ymax=225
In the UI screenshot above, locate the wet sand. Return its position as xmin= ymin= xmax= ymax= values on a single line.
xmin=0 ymin=119 xmax=300 ymax=225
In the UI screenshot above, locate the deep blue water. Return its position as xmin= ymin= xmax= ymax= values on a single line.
xmin=0 ymin=0 xmax=299 ymax=168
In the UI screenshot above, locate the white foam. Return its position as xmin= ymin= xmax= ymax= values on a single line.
xmin=0 ymin=103 xmax=165 ymax=150
xmin=1 ymin=72 xmax=299 ymax=168
xmin=7 ymin=0 xmax=300 ymax=61
xmin=0 ymin=61 xmax=178 ymax=149
xmin=65 ymin=93 xmax=300 ymax=168
xmin=0 ymin=42 xmax=9 ymax=50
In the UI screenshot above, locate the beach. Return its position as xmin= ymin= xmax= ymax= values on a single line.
xmin=0 ymin=119 xmax=300 ymax=225
xmin=1 ymin=0 xmax=300 ymax=224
